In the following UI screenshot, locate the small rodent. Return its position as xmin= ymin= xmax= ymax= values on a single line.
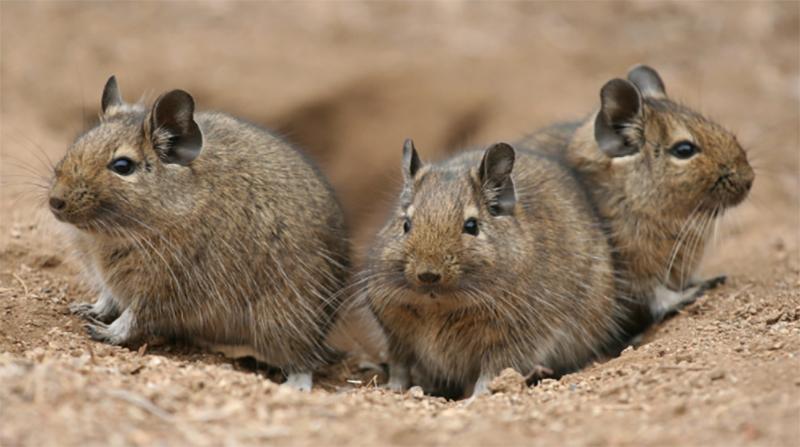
xmin=363 ymin=139 xmax=624 ymax=398
xmin=50 ymin=76 xmax=350 ymax=390
xmin=521 ymin=65 xmax=754 ymax=330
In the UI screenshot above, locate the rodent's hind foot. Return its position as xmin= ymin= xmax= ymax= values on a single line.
xmin=83 ymin=309 xmax=135 ymax=346
xmin=283 ymin=372 xmax=313 ymax=392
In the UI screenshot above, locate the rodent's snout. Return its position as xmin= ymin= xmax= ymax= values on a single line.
xmin=406 ymin=258 xmax=459 ymax=295
xmin=743 ymin=177 xmax=754 ymax=193
xmin=417 ymin=271 xmax=442 ymax=284
xmin=733 ymin=158 xmax=756 ymax=198
xmin=49 ymin=196 xmax=66 ymax=213
xmin=48 ymin=182 xmax=69 ymax=218
xmin=710 ymin=161 xmax=755 ymax=209
xmin=47 ymin=180 xmax=99 ymax=225
xmin=741 ymin=163 xmax=755 ymax=192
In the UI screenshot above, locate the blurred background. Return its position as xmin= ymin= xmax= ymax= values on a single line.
xmin=1 ymin=3 xmax=798 ymax=445
xmin=1 ymin=1 xmax=798 ymax=264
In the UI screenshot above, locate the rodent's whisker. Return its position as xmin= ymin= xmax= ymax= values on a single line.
xmin=2 ymin=157 xmax=50 ymax=181
xmin=662 ymin=202 xmax=704 ymax=284
xmin=2 ymin=126 xmax=57 ymax=172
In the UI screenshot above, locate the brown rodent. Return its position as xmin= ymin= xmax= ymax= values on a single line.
xmin=521 ymin=65 xmax=754 ymax=330
xmin=50 ymin=76 xmax=350 ymax=390
xmin=362 ymin=139 xmax=624 ymax=398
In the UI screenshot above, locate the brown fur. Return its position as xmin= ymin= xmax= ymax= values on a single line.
xmin=50 ymin=80 xmax=350 ymax=376
xmin=520 ymin=65 xmax=754 ymax=328
xmin=363 ymin=142 xmax=624 ymax=398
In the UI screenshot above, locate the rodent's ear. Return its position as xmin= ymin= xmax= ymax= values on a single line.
xmin=402 ymin=138 xmax=422 ymax=181
xmin=101 ymin=75 xmax=124 ymax=114
xmin=150 ymin=90 xmax=203 ymax=166
xmin=479 ymin=142 xmax=516 ymax=216
xmin=627 ymin=64 xmax=666 ymax=99
xmin=594 ymin=78 xmax=641 ymax=158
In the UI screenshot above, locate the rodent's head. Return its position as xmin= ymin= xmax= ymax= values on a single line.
xmin=49 ymin=76 xmax=204 ymax=232
xmin=370 ymin=139 xmax=517 ymax=301
xmin=592 ymin=65 xmax=754 ymax=217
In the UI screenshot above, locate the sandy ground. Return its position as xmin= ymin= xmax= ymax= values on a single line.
xmin=1 ymin=2 xmax=799 ymax=446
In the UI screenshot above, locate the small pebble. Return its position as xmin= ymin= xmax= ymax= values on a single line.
xmin=407 ymin=386 xmax=424 ymax=399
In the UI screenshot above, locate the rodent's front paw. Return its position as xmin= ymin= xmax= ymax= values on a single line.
xmin=69 ymin=302 xmax=95 ymax=319
xmin=84 ymin=321 xmax=113 ymax=343
xmin=383 ymin=382 xmax=406 ymax=392
xmin=283 ymin=372 xmax=313 ymax=392
xmin=684 ymin=275 xmax=729 ymax=304
xmin=384 ymin=363 xmax=411 ymax=392
xmin=702 ymin=275 xmax=727 ymax=291
xmin=384 ymin=376 xmax=410 ymax=393
xmin=70 ymin=302 xmax=117 ymax=323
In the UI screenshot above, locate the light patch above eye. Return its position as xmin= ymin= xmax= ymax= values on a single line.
xmin=405 ymin=205 xmax=415 ymax=218
xmin=463 ymin=204 xmax=479 ymax=221
xmin=112 ymin=143 xmax=140 ymax=163
xmin=610 ymin=152 xmax=640 ymax=165
xmin=670 ymin=125 xmax=695 ymax=145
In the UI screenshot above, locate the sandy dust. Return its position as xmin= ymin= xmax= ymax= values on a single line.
xmin=1 ymin=2 xmax=799 ymax=446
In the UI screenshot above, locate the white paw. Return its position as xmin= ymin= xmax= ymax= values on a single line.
xmin=650 ymin=285 xmax=693 ymax=321
xmin=386 ymin=376 xmax=409 ymax=392
xmin=69 ymin=302 xmax=95 ymax=318
xmin=84 ymin=308 xmax=134 ymax=345
xmin=284 ymin=372 xmax=313 ymax=392
xmin=384 ymin=363 xmax=410 ymax=392
xmin=468 ymin=372 xmax=492 ymax=399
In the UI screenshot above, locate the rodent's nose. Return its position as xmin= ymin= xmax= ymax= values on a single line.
xmin=417 ymin=272 xmax=441 ymax=284
xmin=740 ymin=163 xmax=755 ymax=192
xmin=49 ymin=197 xmax=66 ymax=212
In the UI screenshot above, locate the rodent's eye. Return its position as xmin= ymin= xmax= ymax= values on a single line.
xmin=463 ymin=217 xmax=479 ymax=236
xmin=669 ymin=141 xmax=700 ymax=160
xmin=109 ymin=157 xmax=137 ymax=176
xmin=402 ymin=217 xmax=411 ymax=234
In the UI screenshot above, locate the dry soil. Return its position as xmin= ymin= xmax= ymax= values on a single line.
xmin=1 ymin=2 xmax=798 ymax=446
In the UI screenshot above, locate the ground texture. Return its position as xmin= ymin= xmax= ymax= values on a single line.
xmin=1 ymin=2 xmax=799 ymax=446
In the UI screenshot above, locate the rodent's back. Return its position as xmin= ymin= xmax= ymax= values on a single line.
xmin=503 ymin=149 xmax=617 ymax=308
xmin=153 ymin=113 xmax=349 ymax=361
xmin=518 ymin=120 xmax=582 ymax=161
xmin=497 ymin=150 xmax=622 ymax=371
xmin=190 ymin=112 xmax=349 ymax=270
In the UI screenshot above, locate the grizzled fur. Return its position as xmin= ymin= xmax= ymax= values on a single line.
xmin=51 ymin=77 xmax=350 ymax=379
xmin=363 ymin=140 xmax=624 ymax=398
xmin=521 ymin=65 xmax=754 ymax=329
